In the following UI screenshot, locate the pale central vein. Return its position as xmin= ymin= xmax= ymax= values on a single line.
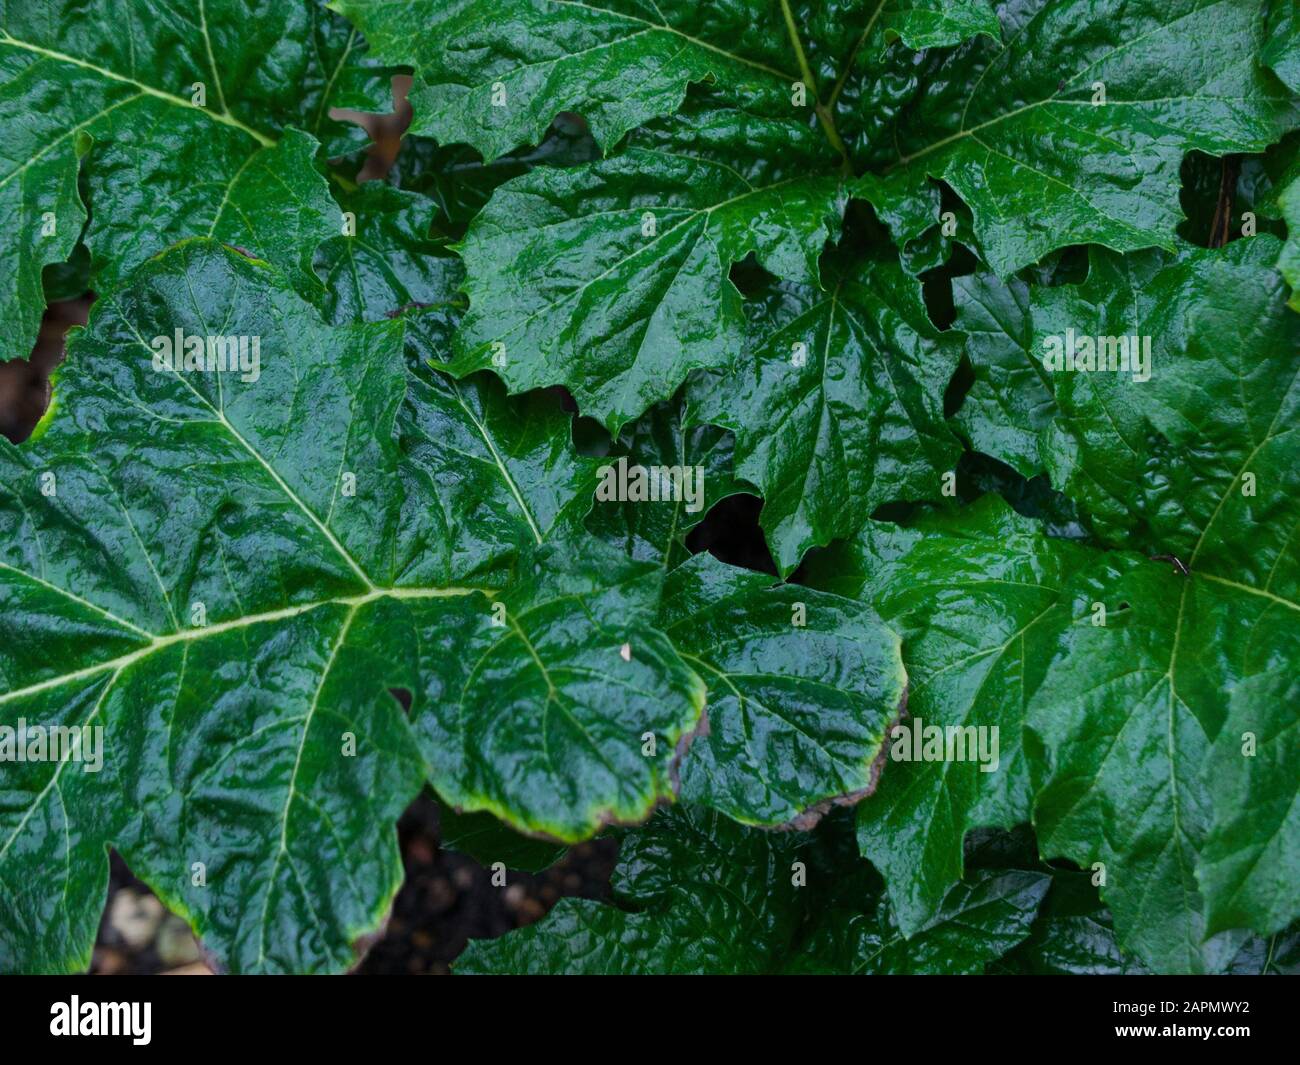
xmin=197 ymin=0 xmax=229 ymax=116
xmin=0 ymin=584 xmax=493 ymax=708
xmin=254 ymin=604 xmax=357 ymax=969
xmin=116 ymin=317 xmax=376 ymax=591
xmin=449 ymin=381 xmax=544 ymax=544
xmin=0 ymin=31 xmax=274 ymax=147
xmin=0 ymin=668 xmax=121 ymax=863
xmin=892 ymin=0 xmax=1236 ymax=169
xmin=485 ymin=174 xmax=805 ymax=355
xmin=547 ymin=0 xmax=798 ymax=82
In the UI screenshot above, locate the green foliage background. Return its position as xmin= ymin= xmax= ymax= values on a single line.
xmin=0 ymin=0 xmax=1297 ymax=974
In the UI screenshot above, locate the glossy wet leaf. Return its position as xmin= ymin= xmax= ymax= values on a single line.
xmin=337 ymin=0 xmax=868 ymax=159
xmin=411 ymin=535 xmax=706 ymax=843
xmin=0 ymin=0 xmax=390 ymax=362
xmin=406 ymin=0 xmax=1001 ymax=431
xmin=691 ymin=249 xmax=962 ymax=574
xmin=950 ymin=253 xmax=1300 ymax=968
xmin=803 ymin=496 xmax=1115 ymax=936
xmin=4 ymin=0 xmax=1299 ymax=981
xmin=660 ymin=552 xmax=905 ymax=827
xmin=868 ymin=0 xmax=999 ymax=52
xmin=950 ymin=271 xmax=1054 ymax=479
xmin=996 ymin=870 xmax=1152 ymax=975
xmin=855 ymin=0 xmax=1298 ymax=276
xmin=0 ymin=240 xmax=705 ymax=972
xmin=586 ymin=392 xmax=741 ymax=572
xmin=955 ymin=239 xmax=1300 ymax=557
xmin=1281 ymin=175 xmax=1300 ymax=310
xmin=445 ymin=96 xmax=846 ymax=432
xmin=1265 ymin=0 xmax=1300 ymax=94
xmin=806 ymin=482 xmax=1299 ymax=976
xmin=389 ymin=116 xmax=600 ymax=241
xmin=457 ymin=807 xmax=810 ymax=974
xmin=436 ymin=804 xmax=568 ymax=873
xmin=1197 ymin=669 xmax=1300 ymax=938
xmin=794 ymin=867 xmax=1050 ymax=974
xmin=314 ymin=179 xmax=463 ymax=327
xmin=1026 ymin=560 xmax=1297 ymax=973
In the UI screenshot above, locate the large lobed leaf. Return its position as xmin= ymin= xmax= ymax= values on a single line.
xmin=360 ymin=0 xmax=1008 ymax=431
xmin=584 ymin=388 xmax=913 ymax=829
xmin=336 ymin=0 xmax=894 ymax=159
xmin=365 ymin=0 xmax=1299 ymax=497
xmin=804 ymin=496 xmax=1121 ymax=938
xmin=691 ymin=246 xmax=962 ymax=573
xmin=444 ymin=97 xmax=847 ymax=432
xmin=801 ymin=234 xmax=1299 ymax=969
xmin=805 ymin=234 xmax=1300 ymax=971
xmin=2 ymin=0 xmax=1297 ymax=980
xmin=959 ymin=238 xmax=1300 ymax=563
xmin=661 ymin=553 xmax=905 ymax=828
xmin=0 ymin=240 xmax=709 ymax=971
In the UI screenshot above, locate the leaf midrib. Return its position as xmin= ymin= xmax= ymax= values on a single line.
xmin=117 ymin=312 xmax=377 ymax=591
xmin=0 ymin=582 xmax=494 ymax=709
xmin=0 ymin=665 xmax=120 ymax=865
xmin=254 ymin=603 xmax=358 ymax=970
xmin=891 ymin=0 xmax=1254 ymax=169
xmin=0 ymin=31 xmax=276 ymax=147
xmin=449 ymin=380 xmax=545 ymax=544
xmin=548 ymin=0 xmax=798 ymax=83
xmin=0 ymin=92 xmax=144 ymax=192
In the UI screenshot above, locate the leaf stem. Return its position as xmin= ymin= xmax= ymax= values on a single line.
xmin=777 ymin=0 xmax=852 ymax=174
xmin=1209 ymin=154 xmax=1240 ymax=249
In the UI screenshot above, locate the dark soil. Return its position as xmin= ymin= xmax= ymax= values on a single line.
xmin=356 ymin=794 xmax=617 ymax=975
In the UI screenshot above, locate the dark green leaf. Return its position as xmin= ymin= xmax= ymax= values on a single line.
xmin=951 ymin=270 xmax=1053 ymax=479
xmin=855 ymin=0 xmax=1298 ymax=276
xmin=1198 ymin=669 xmax=1300 ymax=938
xmin=0 ymin=0 xmax=390 ymax=361
xmin=456 ymin=804 xmax=1046 ymax=974
xmin=445 ymin=96 xmax=846 ymax=432
xmin=997 ymin=870 xmax=1152 ymax=975
xmin=660 ymin=552 xmax=905 ymax=827
xmin=1264 ymin=0 xmax=1300 ymax=93
xmin=586 ymin=392 xmax=741 ymax=572
xmin=389 ymin=116 xmax=600 ymax=241
xmin=437 ymin=803 xmax=568 ymax=873
xmin=0 ymin=240 xmax=705 ymax=971
xmin=314 ymin=179 xmax=463 ymax=326
xmin=336 ymin=0 xmax=873 ymax=159
xmin=802 ymin=496 xmax=1114 ymax=935
xmin=794 ymin=867 xmax=1049 ymax=974
xmin=692 ymin=248 xmax=962 ymax=574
